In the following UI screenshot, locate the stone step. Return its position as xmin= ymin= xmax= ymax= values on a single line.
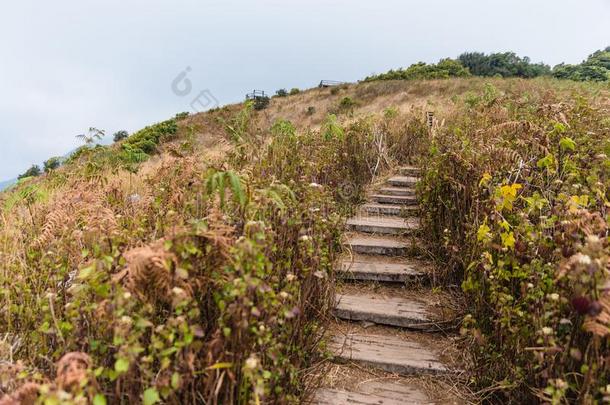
xmin=346 ymin=216 xmax=419 ymax=235
xmin=399 ymin=166 xmax=421 ymax=177
xmin=335 ymin=293 xmax=440 ymax=330
xmin=345 ymin=235 xmax=411 ymax=256
xmin=378 ymin=187 xmax=415 ymax=197
xmin=328 ymin=332 xmax=452 ymax=375
xmin=361 ymin=203 xmax=418 ymax=216
xmin=387 ymin=176 xmax=418 ymax=188
xmin=371 ymin=194 xmax=418 ymax=205
xmin=336 ymin=255 xmax=428 ymax=282
xmin=314 ymin=381 xmax=430 ymax=405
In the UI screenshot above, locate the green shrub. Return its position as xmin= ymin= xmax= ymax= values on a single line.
xmin=122 ymin=119 xmax=178 ymax=156
xmin=112 ymin=130 xmax=129 ymax=142
xmin=306 ymin=106 xmax=316 ymax=116
xmin=175 ymin=111 xmax=190 ymax=120
xmin=253 ymin=96 xmax=270 ymax=110
xmin=365 ymin=58 xmax=470 ymax=82
xmin=18 ymin=164 xmax=41 ymax=180
xmin=338 ymin=96 xmax=357 ymax=113
xmin=43 ymin=157 xmax=61 ymax=173
xmin=275 ymin=89 xmax=288 ymax=97
xmin=289 ymin=88 xmax=300 ymax=95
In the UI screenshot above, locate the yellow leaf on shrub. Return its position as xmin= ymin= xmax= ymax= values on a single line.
xmin=568 ymin=195 xmax=589 ymax=213
xmin=477 ymin=222 xmax=491 ymax=242
xmin=496 ymin=183 xmax=522 ymax=211
xmin=479 ymin=172 xmax=492 ymax=187
xmin=501 ymin=232 xmax=515 ymax=249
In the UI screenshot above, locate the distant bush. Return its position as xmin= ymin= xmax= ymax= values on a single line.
xmin=306 ymin=106 xmax=316 ymax=116
xmin=43 ymin=157 xmax=61 ymax=173
xmin=122 ymin=119 xmax=178 ymax=156
xmin=175 ymin=111 xmax=190 ymax=120
xmin=253 ymin=96 xmax=270 ymax=111
xmin=458 ymin=51 xmax=551 ymax=78
xmin=275 ymin=89 xmax=288 ymax=97
xmin=337 ymin=96 xmax=357 ymax=114
xmin=18 ymin=164 xmax=41 ymax=180
xmin=289 ymin=88 xmax=300 ymax=95
xmin=365 ymin=58 xmax=470 ymax=82
xmin=113 ymin=130 xmax=129 ymax=142
xmin=552 ymin=47 xmax=610 ymax=82
xmin=330 ymin=87 xmax=340 ymax=95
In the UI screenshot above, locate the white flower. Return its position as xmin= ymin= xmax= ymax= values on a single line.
xmin=309 ymin=182 xmax=322 ymax=188
xmin=245 ymin=356 xmax=259 ymax=370
xmin=549 ymin=293 xmax=560 ymax=301
xmin=279 ymin=291 xmax=289 ymax=299
xmin=299 ymin=235 xmax=310 ymax=241
xmin=286 ymin=273 xmax=297 ymax=282
xmin=542 ymin=327 xmax=553 ymax=336
xmin=586 ymin=235 xmax=600 ymax=244
xmin=576 ymin=253 xmax=592 ymax=266
xmin=527 ymin=283 xmax=534 ymax=289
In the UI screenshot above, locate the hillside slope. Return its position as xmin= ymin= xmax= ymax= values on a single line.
xmin=1 ymin=77 xmax=609 ymax=403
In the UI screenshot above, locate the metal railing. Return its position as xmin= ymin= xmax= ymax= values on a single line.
xmin=245 ymin=90 xmax=268 ymax=100
xmin=319 ymin=80 xmax=345 ymax=88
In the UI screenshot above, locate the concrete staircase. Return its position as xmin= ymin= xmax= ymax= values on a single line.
xmin=314 ymin=166 xmax=464 ymax=404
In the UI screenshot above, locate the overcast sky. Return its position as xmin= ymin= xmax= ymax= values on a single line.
xmin=0 ymin=0 xmax=608 ymax=181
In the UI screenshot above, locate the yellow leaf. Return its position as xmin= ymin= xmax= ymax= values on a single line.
xmin=501 ymin=232 xmax=515 ymax=249
xmin=479 ymin=172 xmax=492 ymax=187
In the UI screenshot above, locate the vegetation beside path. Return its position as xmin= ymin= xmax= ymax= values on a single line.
xmin=418 ymin=79 xmax=610 ymax=402
xmin=1 ymin=75 xmax=608 ymax=403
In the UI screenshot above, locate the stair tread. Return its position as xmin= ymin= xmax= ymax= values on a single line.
xmin=328 ymin=331 xmax=452 ymax=375
xmin=335 ymin=293 xmax=436 ymax=329
xmin=346 ymin=235 xmax=409 ymax=249
xmin=336 ymin=254 xmax=428 ymax=282
xmin=346 ymin=216 xmax=419 ymax=234
xmin=370 ymin=194 xmax=418 ymax=205
xmin=378 ymin=187 xmax=416 ymax=196
xmin=387 ymin=176 xmax=418 ymax=188
xmin=314 ymin=381 xmax=430 ymax=405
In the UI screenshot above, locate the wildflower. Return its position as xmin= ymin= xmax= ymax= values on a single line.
xmin=575 ymin=253 xmax=592 ymax=266
xmin=299 ymin=235 xmax=310 ymax=241
xmin=245 ymin=355 xmax=259 ymax=370
xmin=279 ymin=291 xmax=289 ymax=299
xmin=286 ymin=273 xmax=297 ymax=282
xmin=309 ymin=182 xmax=322 ymax=188
xmin=549 ymin=293 xmax=560 ymax=301
xmin=542 ymin=327 xmax=553 ymax=335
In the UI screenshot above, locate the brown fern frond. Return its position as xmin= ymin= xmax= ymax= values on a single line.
xmin=55 ymin=352 xmax=93 ymax=392
xmin=482 ymin=121 xmax=544 ymax=138
xmin=122 ymin=242 xmax=176 ymax=304
xmin=584 ymin=295 xmax=610 ymax=337
xmin=0 ymin=382 xmax=40 ymax=405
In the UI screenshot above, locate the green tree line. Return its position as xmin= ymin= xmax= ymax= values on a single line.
xmin=365 ymin=47 xmax=610 ymax=82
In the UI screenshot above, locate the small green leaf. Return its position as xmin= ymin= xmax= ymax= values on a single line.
xmin=143 ymin=388 xmax=161 ymax=405
xmin=93 ymin=394 xmax=107 ymax=405
xmin=114 ymin=357 xmax=129 ymax=373
xmin=171 ymin=372 xmax=181 ymax=389
xmin=559 ymin=137 xmax=576 ymax=151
